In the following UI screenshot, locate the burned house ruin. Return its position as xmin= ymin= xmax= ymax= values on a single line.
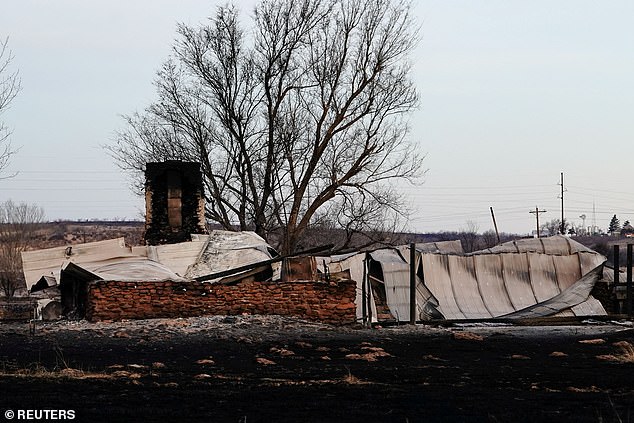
xmin=143 ymin=161 xmax=207 ymax=245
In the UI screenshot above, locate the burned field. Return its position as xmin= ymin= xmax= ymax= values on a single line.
xmin=1 ymin=316 xmax=633 ymax=422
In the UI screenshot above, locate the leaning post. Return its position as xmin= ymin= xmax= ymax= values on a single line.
xmin=409 ymin=243 xmax=416 ymax=325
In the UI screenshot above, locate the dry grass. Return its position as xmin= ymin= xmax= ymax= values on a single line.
xmin=578 ymin=338 xmax=606 ymax=345
xmin=596 ymin=341 xmax=634 ymax=363
xmin=345 ymin=347 xmax=393 ymax=362
xmin=0 ymin=363 xmax=112 ymax=380
xmin=453 ymin=331 xmax=484 ymax=341
xmin=341 ymin=367 xmax=368 ymax=385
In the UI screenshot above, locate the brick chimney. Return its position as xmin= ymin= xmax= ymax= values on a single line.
xmin=143 ymin=161 xmax=207 ymax=245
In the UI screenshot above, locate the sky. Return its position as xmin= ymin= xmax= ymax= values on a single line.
xmin=1 ymin=1 xmax=633 ymax=235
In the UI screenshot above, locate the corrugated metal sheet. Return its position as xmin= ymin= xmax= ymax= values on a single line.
xmin=184 ymin=230 xmax=273 ymax=280
xmin=21 ymin=230 xmax=276 ymax=289
xmin=473 ymin=254 xmax=515 ymax=316
xmin=502 ymin=266 xmax=604 ymax=318
xmin=370 ymin=249 xmax=441 ymax=321
xmin=474 ymin=235 xmax=596 ymax=255
xmin=419 ymin=251 xmax=607 ymax=320
xmin=88 ymin=258 xmax=187 ymax=282
xmin=386 ymin=238 xmax=606 ymax=321
xmin=146 ymin=240 xmax=207 ymax=277
xmin=422 ymin=254 xmax=465 ymax=319
xmin=21 ymin=238 xmax=135 ymax=290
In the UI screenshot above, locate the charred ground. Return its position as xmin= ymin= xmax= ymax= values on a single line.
xmin=1 ymin=316 xmax=633 ymax=422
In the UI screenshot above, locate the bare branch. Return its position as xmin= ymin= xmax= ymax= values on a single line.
xmin=0 ymin=37 xmax=21 ymax=178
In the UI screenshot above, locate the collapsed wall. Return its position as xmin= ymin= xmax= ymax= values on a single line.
xmin=85 ymin=279 xmax=356 ymax=325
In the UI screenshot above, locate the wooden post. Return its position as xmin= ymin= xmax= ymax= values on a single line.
xmin=362 ymin=254 xmax=367 ymax=326
xmin=614 ymin=244 xmax=620 ymax=313
xmin=409 ymin=243 xmax=416 ymax=325
xmin=366 ymin=256 xmax=373 ymax=325
xmin=626 ymin=244 xmax=632 ymax=317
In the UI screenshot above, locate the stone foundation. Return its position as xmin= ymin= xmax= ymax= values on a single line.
xmin=85 ymin=279 xmax=356 ymax=325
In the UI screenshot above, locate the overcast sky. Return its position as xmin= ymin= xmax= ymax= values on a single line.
xmin=1 ymin=1 xmax=633 ymax=235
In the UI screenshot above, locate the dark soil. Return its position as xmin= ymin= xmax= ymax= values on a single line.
xmin=1 ymin=316 xmax=633 ymax=422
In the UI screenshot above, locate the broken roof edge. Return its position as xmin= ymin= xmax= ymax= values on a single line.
xmin=500 ymin=263 xmax=606 ymax=319
xmin=469 ymin=235 xmax=599 ymax=256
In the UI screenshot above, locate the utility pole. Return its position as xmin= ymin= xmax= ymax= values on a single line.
xmin=530 ymin=206 xmax=547 ymax=238
xmin=558 ymin=172 xmax=566 ymax=234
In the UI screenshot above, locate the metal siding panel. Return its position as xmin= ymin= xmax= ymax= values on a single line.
xmin=579 ymin=252 xmax=606 ymax=276
xmin=501 ymin=254 xmax=536 ymax=310
xmin=423 ymin=254 xmax=465 ymax=320
xmin=541 ymin=238 xmax=570 ymax=255
xmin=515 ymin=238 xmax=546 ymax=253
xmin=571 ymin=296 xmax=607 ymax=316
xmin=151 ymin=241 xmax=208 ymax=276
xmin=553 ymin=255 xmax=582 ymax=290
xmin=502 ymin=265 xmax=604 ymax=318
xmin=447 ymin=256 xmax=491 ymax=318
xmin=381 ymin=260 xmax=411 ymax=321
xmin=528 ymin=253 xmax=561 ymax=302
xmin=473 ymin=255 xmax=515 ymax=317
xmin=21 ymin=238 xmax=132 ymax=290
xmin=343 ymin=254 xmax=378 ymax=323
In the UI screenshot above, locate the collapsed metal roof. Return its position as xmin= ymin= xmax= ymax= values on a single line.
xmin=22 ymin=232 xmax=609 ymax=322
xmin=322 ymin=236 xmax=608 ymax=322
xmin=22 ymin=230 xmax=275 ymax=290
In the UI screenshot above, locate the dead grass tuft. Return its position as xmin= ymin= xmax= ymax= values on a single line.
xmin=422 ymin=354 xmax=447 ymax=362
xmin=345 ymin=347 xmax=393 ymax=362
xmin=342 ymin=368 xmax=367 ymax=385
xmin=453 ymin=331 xmax=484 ymax=341
xmin=270 ymin=347 xmax=295 ymax=356
xmin=578 ymin=338 xmax=606 ymax=345
xmin=596 ymin=341 xmax=634 ymax=363
xmin=510 ymin=354 xmax=530 ymax=360
xmin=255 ymin=357 xmax=276 ymax=366
xmin=0 ymin=364 xmax=112 ymax=380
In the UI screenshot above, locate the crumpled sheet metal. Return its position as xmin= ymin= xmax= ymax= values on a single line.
xmin=369 ymin=249 xmax=441 ymax=322
xmin=184 ymin=231 xmax=274 ymax=280
xmin=420 ymin=251 xmax=606 ymax=320
xmin=502 ymin=265 xmax=603 ymax=319
xmin=472 ymin=235 xmax=596 ymax=255
xmin=21 ymin=238 xmax=134 ymax=290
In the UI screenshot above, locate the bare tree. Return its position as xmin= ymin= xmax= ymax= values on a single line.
xmin=0 ymin=37 xmax=20 ymax=178
xmin=459 ymin=220 xmax=480 ymax=253
xmin=108 ymin=0 xmax=424 ymax=254
xmin=482 ymin=229 xmax=498 ymax=249
xmin=541 ymin=218 xmax=569 ymax=237
xmin=0 ymin=200 xmax=44 ymax=297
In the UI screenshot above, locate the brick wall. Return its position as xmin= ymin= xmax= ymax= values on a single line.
xmin=85 ymin=279 xmax=357 ymax=325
